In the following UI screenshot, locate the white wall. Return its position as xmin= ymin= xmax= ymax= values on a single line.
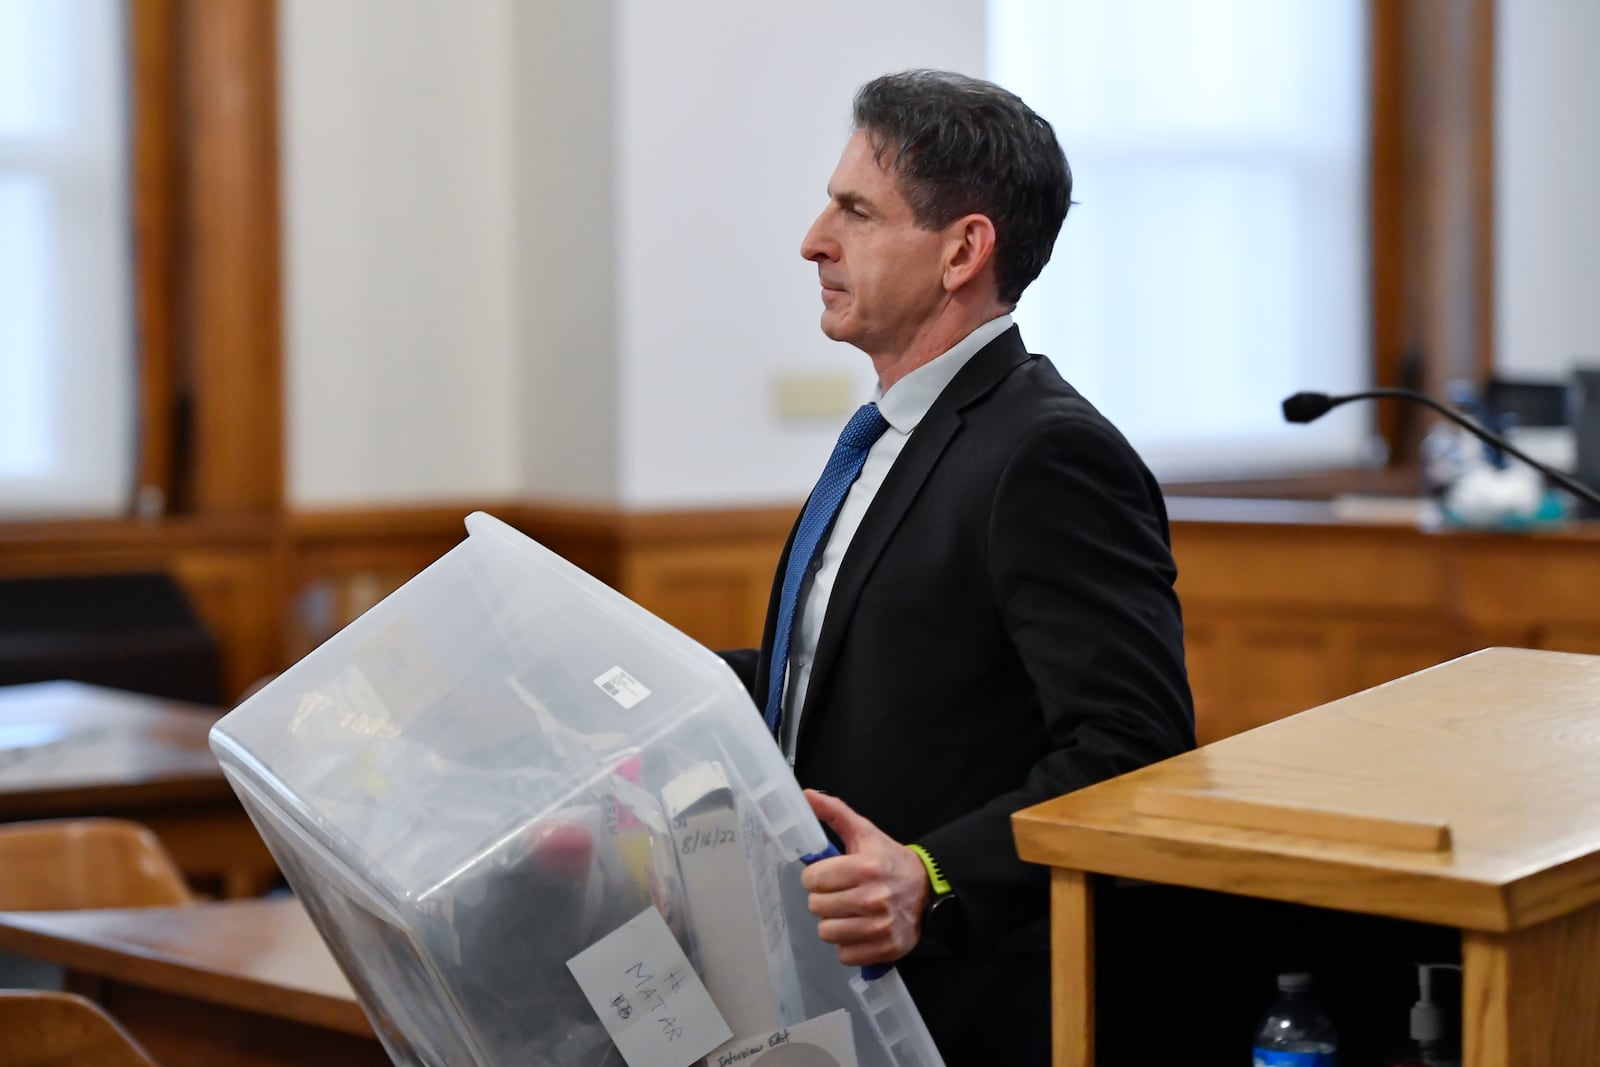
xmin=282 ymin=0 xmax=518 ymax=507
xmin=281 ymin=0 xmax=985 ymax=509
xmin=511 ymin=1 xmax=621 ymax=503
xmin=1495 ymin=0 xmax=1600 ymax=378
xmin=613 ymin=0 xmax=986 ymax=507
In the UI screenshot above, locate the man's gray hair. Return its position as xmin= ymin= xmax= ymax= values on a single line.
xmin=852 ymin=70 xmax=1072 ymax=305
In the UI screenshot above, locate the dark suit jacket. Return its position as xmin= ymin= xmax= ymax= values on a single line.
xmin=722 ymin=326 xmax=1194 ymax=1063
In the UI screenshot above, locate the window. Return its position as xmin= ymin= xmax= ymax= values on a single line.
xmin=0 ymin=0 xmax=133 ymax=518
xmin=990 ymin=0 xmax=1370 ymax=479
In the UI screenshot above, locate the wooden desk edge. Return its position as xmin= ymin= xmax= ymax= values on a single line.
xmin=0 ymin=916 xmax=373 ymax=1037
xmin=0 ymin=776 xmax=236 ymax=816
xmin=1011 ymin=808 xmax=1521 ymax=934
xmin=1015 ymin=797 xmax=1600 ymax=935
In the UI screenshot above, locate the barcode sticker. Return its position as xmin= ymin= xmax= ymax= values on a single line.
xmin=595 ymin=666 xmax=651 ymax=709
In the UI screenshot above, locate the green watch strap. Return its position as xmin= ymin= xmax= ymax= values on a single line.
xmin=907 ymin=844 xmax=953 ymax=897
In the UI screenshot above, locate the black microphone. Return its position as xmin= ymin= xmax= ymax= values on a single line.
xmin=1281 ymin=388 xmax=1600 ymax=511
xmin=1281 ymin=392 xmax=1338 ymax=424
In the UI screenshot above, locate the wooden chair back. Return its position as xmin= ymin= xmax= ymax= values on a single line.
xmin=0 ymin=990 xmax=160 ymax=1066
xmin=0 ymin=819 xmax=195 ymax=910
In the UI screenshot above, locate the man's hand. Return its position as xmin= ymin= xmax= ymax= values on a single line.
xmin=801 ymin=789 xmax=930 ymax=966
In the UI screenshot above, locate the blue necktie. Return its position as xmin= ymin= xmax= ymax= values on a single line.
xmin=763 ymin=402 xmax=890 ymax=737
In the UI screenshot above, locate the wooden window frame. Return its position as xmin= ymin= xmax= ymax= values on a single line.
xmin=130 ymin=0 xmax=282 ymax=519
xmin=0 ymin=0 xmax=288 ymax=698
xmin=1370 ymin=0 xmax=1497 ymax=465
xmin=1170 ymin=0 xmax=1496 ymax=497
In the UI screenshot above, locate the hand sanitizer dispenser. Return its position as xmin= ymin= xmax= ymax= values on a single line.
xmin=1406 ymin=963 xmax=1462 ymax=1067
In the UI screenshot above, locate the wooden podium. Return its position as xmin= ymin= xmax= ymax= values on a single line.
xmin=1014 ymin=647 xmax=1600 ymax=1067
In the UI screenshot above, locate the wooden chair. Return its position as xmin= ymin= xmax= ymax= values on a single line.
xmin=0 ymin=990 xmax=160 ymax=1066
xmin=0 ymin=819 xmax=195 ymax=910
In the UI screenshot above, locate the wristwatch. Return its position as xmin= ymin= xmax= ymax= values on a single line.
xmin=908 ymin=844 xmax=964 ymax=953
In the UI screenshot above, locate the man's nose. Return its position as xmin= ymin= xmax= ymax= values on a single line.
xmin=800 ymin=211 xmax=833 ymax=262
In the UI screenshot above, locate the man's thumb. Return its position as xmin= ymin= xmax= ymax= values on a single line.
xmin=805 ymin=788 xmax=866 ymax=852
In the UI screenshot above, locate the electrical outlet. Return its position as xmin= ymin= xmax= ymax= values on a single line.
xmin=772 ymin=372 xmax=857 ymax=421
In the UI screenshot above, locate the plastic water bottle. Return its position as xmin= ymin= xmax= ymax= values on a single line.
xmin=1252 ymin=972 xmax=1338 ymax=1066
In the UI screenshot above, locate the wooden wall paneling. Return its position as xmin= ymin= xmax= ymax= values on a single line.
xmin=1171 ymin=523 xmax=1449 ymax=613
xmin=1176 ymin=618 xmax=1227 ymax=743
xmin=1452 ymin=528 xmax=1600 ymax=657
xmin=611 ymin=509 xmax=792 ymax=650
xmin=619 ymin=542 xmax=781 ymax=651
xmin=1172 ymin=514 xmax=1505 ymax=741
xmin=517 ymin=504 xmax=794 ymax=650
xmin=1452 ymin=535 xmax=1600 ymax=630
xmin=1344 ymin=619 xmax=1478 ymax=693
xmin=0 ymin=520 xmax=279 ymax=703
xmin=508 ymin=506 xmax=627 ymax=590
xmin=1172 ymin=519 xmax=1452 ymax=740
xmin=1202 ymin=615 xmax=1342 ymax=741
xmin=275 ymin=502 xmax=791 ymax=664
xmin=1528 ymin=627 xmax=1600 ymax=657
xmin=1185 ymin=611 xmax=1475 ymax=744
xmin=11 ymin=494 xmax=1600 ymax=748
xmin=161 ymin=550 xmax=283 ymax=704
xmin=496 ymin=505 xmax=1600 ymax=745
xmin=517 ymin=506 xmax=1600 ymax=745
xmin=281 ymin=506 xmax=504 ymax=659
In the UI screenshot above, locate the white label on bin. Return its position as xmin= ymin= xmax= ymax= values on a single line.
xmin=595 ymin=666 xmax=651 ymax=709
xmin=712 ymin=1008 xmax=857 ymax=1066
xmin=567 ymin=905 xmax=731 ymax=1067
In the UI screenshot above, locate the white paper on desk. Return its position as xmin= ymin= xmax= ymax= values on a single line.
xmin=712 ymin=1009 xmax=857 ymax=1067
xmin=567 ymin=905 xmax=731 ymax=1067
xmin=0 ymin=724 xmax=211 ymax=784
xmin=0 ymin=723 xmax=73 ymax=776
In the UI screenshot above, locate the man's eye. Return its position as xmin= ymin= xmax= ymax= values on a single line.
xmin=850 ymin=207 xmax=869 ymax=219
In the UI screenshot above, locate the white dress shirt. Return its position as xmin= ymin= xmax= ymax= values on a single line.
xmin=779 ymin=313 xmax=1015 ymax=760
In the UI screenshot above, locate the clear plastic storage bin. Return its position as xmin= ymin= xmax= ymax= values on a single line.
xmin=210 ymin=512 xmax=944 ymax=1067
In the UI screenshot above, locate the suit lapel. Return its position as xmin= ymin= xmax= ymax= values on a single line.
xmin=795 ymin=327 xmax=1032 ymax=751
xmin=753 ymin=510 xmax=802 ymax=708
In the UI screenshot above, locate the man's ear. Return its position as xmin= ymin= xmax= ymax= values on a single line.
xmin=942 ymin=214 xmax=998 ymax=294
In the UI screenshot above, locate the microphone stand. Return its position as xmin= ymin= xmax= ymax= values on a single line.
xmin=1281 ymin=387 xmax=1600 ymax=513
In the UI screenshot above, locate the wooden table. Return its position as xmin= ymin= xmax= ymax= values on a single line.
xmin=1014 ymin=647 xmax=1600 ymax=1067
xmin=0 ymin=898 xmax=386 ymax=1066
xmin=0 ymin=681 xmax=278 ymax=897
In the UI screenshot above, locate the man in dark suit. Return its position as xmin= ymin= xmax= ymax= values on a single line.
xmin=721 ymin=70 xmax=1194 ymax=1064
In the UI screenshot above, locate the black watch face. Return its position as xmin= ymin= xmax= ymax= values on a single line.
xmin=924 ymin=891 xmax=961 ymax=945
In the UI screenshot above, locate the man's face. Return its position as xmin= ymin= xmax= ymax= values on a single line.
xmin=800 ymin=131 xmax=950 ymax=357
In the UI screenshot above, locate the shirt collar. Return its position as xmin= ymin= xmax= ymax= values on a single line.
xmin=873 ymin=314 xmax=1014 ymax=435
